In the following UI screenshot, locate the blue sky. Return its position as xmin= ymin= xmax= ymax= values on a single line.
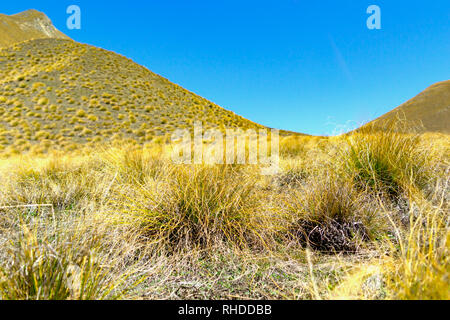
xmin=2 ymin=1 xmax=449 ymax=135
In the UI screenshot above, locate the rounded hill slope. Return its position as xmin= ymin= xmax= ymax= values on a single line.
xmin=0 ymin=39 xmax=266 ymax=153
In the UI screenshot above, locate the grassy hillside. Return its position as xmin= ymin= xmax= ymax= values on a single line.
xmin=0 ymin=10 xmax=69 ymax=49
xmin=0 ymin=9 xmax=448 ymax=302
xmin=0 ymin=38 xmax=271 ymax=154
xmin=363 ymin=80 xmax=450 ymax=134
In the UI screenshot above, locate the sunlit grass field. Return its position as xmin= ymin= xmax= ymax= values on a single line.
xmin=0 ymin=126 xmax=448 ymax=300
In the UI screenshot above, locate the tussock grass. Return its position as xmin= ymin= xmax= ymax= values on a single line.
xmin=0 ymin=221 xmax=142 ymax=300
xmin=0 ymin=128 xmax=448 ymax=300
xmin=0 ymin=155 xmax=106 ymax=211
xmin=330 ymin=182 xmax=449 ymax=300
xmin=106 ymin=145 xmax=167 ymax=184
xmin=115 ymin=164 xmax=265 ymax=250
xmin=281 ymin=174 xmax=381 ymax=253
xmin=343 ymin=124 xmax=433 ymax=199
xmin=384 ymin=178 xmax=449 ymax=300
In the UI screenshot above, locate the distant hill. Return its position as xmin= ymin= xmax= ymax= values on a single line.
xmin=0 ymin=9 xmax=69 ymax=48
xmin=362 ymin=80 xmax=450 ymax=134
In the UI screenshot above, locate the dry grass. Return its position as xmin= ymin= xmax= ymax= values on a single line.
xmin=343 ymin=124 xmax=434 ymax=199
xmin=0 ymin=128 xmax=448 ymax=300
xmin=113 ymin=164 xmax=264 ymax=250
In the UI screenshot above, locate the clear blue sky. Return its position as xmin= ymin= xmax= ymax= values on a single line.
xmin=2 ymin=1 xmax=449 ymax=135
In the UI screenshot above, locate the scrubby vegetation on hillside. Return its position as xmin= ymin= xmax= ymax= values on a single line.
xmin=0 ymin=39 xmax=269 ymax=155
xmin=0 ymin=129 xmax=448 ymax=300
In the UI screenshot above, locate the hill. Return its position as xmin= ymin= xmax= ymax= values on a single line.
xmin=0 ymin=9 xmax=69 ymax=49
xmin=0 ymin=10 xmax=307 ymax=154
xmin=0 ymin=38 xmax=269 ymax=154
xmin=0 ymin=10 xmax=446 ymax=156
xmin=363 ymin=80 xmax=450 ymax=134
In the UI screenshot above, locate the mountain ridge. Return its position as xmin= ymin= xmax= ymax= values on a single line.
xmin=0 ymin=9 xmax=69 ymax=49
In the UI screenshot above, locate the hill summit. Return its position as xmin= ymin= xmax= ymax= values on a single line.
xmin=0 ymin=9 xmax=69 ymax=49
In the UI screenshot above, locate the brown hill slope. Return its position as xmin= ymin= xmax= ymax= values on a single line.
xmin=0 ymin=9 xmax=69 ymax=48
xmin=363 ymin=80 xmax=450 ymax=134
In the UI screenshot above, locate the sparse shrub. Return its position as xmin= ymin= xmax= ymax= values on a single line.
xmin=37 ymin=97 xmax=49 ymax=106
xmin=88 ymin=115 xmax=98 ymax=122
xmin=34 ymin=130 xmax=51 ymax=140
xmin=76 ymin=109 xmax=87 ymax=118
